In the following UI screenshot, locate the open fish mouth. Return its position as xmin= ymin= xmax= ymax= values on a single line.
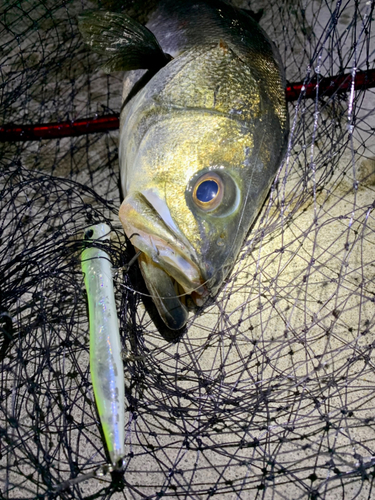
xmin=119 ymin=192 xmax=208 ymax=330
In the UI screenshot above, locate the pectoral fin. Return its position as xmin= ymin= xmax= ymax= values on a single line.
xmin=78 ymin=10 xmax=171 ymax=73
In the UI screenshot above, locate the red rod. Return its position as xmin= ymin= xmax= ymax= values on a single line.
xmin=1 ymin=69 xmax=374 ymax=142
xmin=286 ymin=68 xmax=375 ymax=102
xmin=0 ymin=115 xmax=119 ymax=142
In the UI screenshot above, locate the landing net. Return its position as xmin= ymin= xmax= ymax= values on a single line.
xmin=1 ymin=1 xmax=374 ymax=498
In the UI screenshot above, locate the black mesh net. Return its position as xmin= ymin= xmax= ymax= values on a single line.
xmin=1 ymin=0 xmax=375 ymax=499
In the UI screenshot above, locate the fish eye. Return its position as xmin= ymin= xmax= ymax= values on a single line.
xmin=192 ymin=173 xmax=224 ymax=211
xmin=196 ymin=180 xmax=218 ymax=202
xmin=187 ymin=169 xmax=240 ymax=218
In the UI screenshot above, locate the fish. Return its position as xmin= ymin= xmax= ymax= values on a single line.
xmin=78 ymin=0 xmax=289 ymax=331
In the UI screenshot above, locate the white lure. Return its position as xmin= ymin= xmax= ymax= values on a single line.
xmin=81 ymin=223 xmax=125 ymax=467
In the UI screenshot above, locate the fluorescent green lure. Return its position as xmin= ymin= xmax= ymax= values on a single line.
xmin=81 ymin=223 xmax=125 ymax=467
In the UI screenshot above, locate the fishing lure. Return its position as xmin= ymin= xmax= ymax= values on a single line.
xmin=81 ymin=223 xmax=125 ymax=468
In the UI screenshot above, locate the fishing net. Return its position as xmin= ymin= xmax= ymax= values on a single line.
xmin=1 ymin=0 xmax=375 ymax=498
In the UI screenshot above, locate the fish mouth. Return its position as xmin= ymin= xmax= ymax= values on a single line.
xmin=119 ymin=192 xmax=208 ymax=330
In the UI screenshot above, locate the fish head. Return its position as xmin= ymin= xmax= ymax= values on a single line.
xmin=119 ymin=114 xmax=280 ymax=330
xmin=119 ymin=43 xmax=288 ymax=330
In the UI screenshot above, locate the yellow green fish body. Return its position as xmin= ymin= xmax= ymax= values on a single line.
xmin=79 ymin=0 xmax=289 ymax=330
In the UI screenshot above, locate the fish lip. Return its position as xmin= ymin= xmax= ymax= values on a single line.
xmin=119 ymin=192 xmax=208 ymax=304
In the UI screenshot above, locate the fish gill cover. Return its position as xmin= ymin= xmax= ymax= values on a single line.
xmin=0 ymin=0 xmax=375 ymax=499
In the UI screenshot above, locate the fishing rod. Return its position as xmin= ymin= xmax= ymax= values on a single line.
xmin=1 ymin=69 xmax=374 ymax=142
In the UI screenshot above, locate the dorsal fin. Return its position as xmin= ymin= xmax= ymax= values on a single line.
xmin=78 ymin=10 xmax=171 ymax=73
xmin=96 ymin=0 xmax=159 ymax=25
